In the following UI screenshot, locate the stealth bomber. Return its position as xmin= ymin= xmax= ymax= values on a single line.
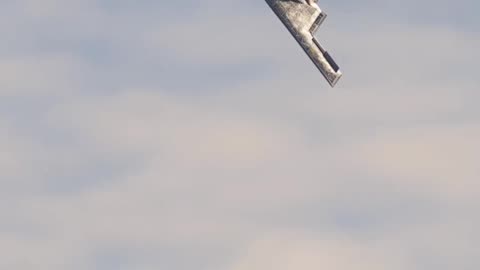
xmin=265 ymin=0 xmax=342 ymax=87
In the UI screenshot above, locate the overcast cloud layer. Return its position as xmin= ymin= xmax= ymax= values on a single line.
xmin=1 ymin=0 xmax=479 ymax=269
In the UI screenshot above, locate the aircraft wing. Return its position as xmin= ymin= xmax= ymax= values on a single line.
xmin=265 ymin=0 xmax=342 ymax=87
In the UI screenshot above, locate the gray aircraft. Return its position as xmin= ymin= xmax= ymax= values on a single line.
xmin=265 ymin=0 xmax=342 ymax=87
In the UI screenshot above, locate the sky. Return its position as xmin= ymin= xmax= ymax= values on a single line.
xmin=1 ymin=0 xmax=479 ymax=269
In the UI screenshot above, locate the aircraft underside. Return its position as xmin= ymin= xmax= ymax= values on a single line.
xmin=265 ymin=0 xmax=342 ymax=87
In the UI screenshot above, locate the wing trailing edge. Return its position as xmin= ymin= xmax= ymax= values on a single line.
xmin=265 ymin=0 xmax=342 ymax=87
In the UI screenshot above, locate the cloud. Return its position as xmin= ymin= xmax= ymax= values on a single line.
xmin=0 ymin=54 xmax=86 ymax=96
xmin=349 ymin=126 xmax=480 ymax=197
xmin=228 ymin=231 xmax=408 ymax=270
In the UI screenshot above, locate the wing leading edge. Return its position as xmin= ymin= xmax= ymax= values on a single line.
xmin=265 ymin=0 xmax=342 ymax=87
